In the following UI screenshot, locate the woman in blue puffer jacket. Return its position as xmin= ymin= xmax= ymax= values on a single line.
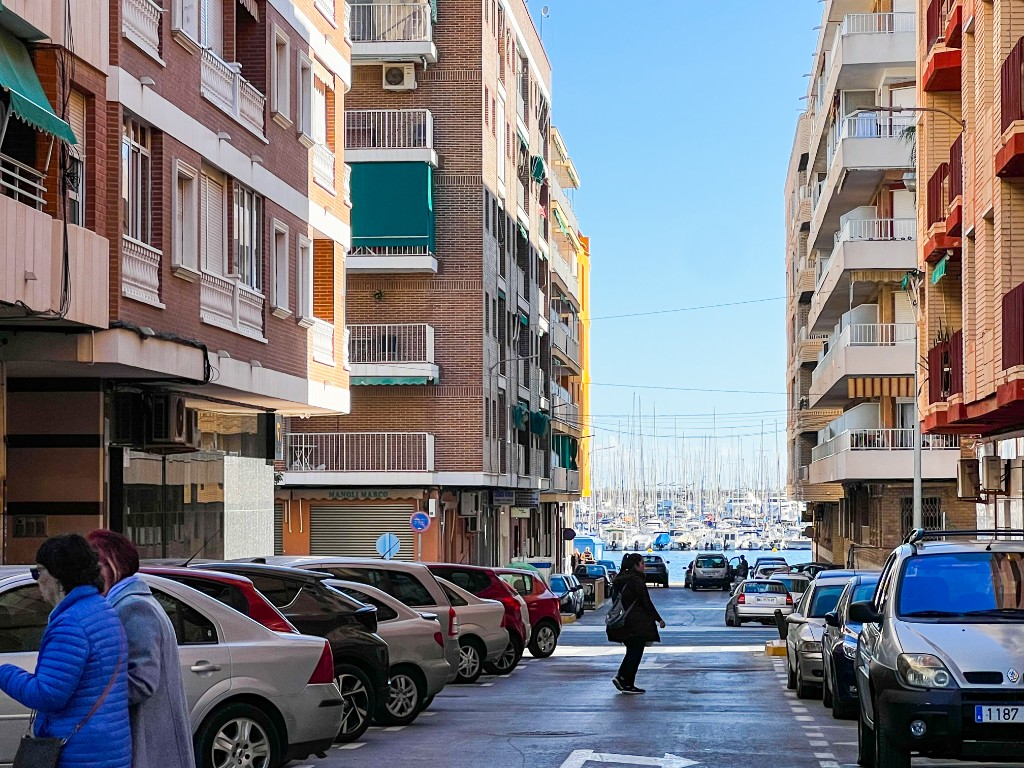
xmin=0 ymin=534 xmax=131 ymax=768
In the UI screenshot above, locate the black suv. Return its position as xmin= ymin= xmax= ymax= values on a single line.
xmin=198 ymin=562 xmax=390 ymax=743
xmin=642 ymin=555 xmax=670 ymax=588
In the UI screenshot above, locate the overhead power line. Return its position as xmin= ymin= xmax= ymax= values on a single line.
xmin=590 ymin=296 xmax=785 ymax=321
xmin=591 ymin=382 xmax=787 ymax=395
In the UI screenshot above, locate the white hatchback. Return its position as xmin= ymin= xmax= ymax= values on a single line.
xmin=725 ymin=579 xmax=795 ymax=626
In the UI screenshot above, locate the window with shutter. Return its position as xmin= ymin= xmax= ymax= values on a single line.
xmin=173 ymin=161 xmax=199 ymax=277
xmin=271 ymin=221 xmax=290 ymax=314
xmin=234 ymin=184 xmax=263 ymax=292
xmin=201 ymin=172 xmax=226 ymax=274
xmin=67 ymin=91 xmax=86 ymax=226
xmin=297 ymin=236 xmax=313 ymax=321
xmin=200 ymin=0 xmax=224 ymax=54
xmin=122 ymin=118 xmax=152 ymax=245
xmin=312 ymin=79 xmax=327 ymax=146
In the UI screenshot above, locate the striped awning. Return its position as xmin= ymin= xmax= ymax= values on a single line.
xmin=847 ymin=377 xmax=914 ymax=399
xmin=238 ymin=0 xmax=259 ymax=20
xmin=850 ymin=269 xmax=909 ymax=284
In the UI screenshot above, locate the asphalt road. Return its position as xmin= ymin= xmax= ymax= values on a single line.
xmin=297 ymin=582 xmax=1024 ymax=768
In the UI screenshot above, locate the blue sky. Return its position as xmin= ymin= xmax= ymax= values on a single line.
xmin=529 ymin=0 xmax=823 ymax=489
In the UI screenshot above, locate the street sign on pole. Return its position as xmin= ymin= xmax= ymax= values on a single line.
xmin=375 ymin=532 xmax=401 ymax=560
xmin=409 ymin=512 xmax=431 ymax=532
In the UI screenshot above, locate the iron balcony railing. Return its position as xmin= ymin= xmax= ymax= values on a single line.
xmin=348 ymin=323 xmax=434 ymax=364
xmin=812 ymin=323 xmax=915 ymax=386
xmin=927 ymin=162 xmax=950 ymax=227
xmin=286 ymin=432 xmax=435 ymax=472
xmin=949 ymin=132 xmax=964 ymax=203
xmin=349 ymin=2 xmax=432 ymax=43
xmin=1001 ymin=36 xmax=1024 ymax=133
xmin=812 ymin=429 xmax=960 ymax=462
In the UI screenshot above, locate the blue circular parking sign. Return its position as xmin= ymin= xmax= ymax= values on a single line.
xmin=410 ymin=512 xmax=431 ymax=532
xmin=376 ymin=532 xmax=401 ymax=560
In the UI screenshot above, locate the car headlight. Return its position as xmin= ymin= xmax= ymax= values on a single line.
xmin=897 ymin=654 xmax=955 ymax=689
xmin=842 ymin=640 xmax=857 ymax=660
xmin=799 ymin=640 xmax=822 ymax=654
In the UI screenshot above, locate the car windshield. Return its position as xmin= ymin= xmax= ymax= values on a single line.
xmin=549 ymin=576 xmax=566 ymax=593
xmin=696 ymin=556 xmax=726 ymax=568
xmin=744 ymin=581 xmax=786 ymax=594
xmin=897 ymin=552 xmax=1024 ymax=620
xmin=851 ymin=582 xmax=878 ymax=604
xmin=808 ymin=585 xmax=846 ymax=617
xmin=774 ymin=577 xmax=808 ymax=593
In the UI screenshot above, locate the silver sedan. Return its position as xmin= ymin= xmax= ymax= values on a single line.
xmin=325 ymin=579 xmax=450 ymax=726
xmin=724 ymin=579 xmax=794 ymax=626
xmin=435 ymin=578 xmax=509 ymax=684
xmin=0 ymin=572 xmax=343 ymax=768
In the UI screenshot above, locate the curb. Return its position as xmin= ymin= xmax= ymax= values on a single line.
xmin=560 ymin=613 xmax=578 ymax=625
xmin=765 ymin=639 xmax=787 ymax=657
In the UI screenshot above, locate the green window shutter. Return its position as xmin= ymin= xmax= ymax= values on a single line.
xmin=350 ymin=162 xmax=434 ymax=250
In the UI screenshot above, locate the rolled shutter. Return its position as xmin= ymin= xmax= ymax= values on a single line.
xmin=310 ymin=504 xmax=417 ymax=560
xmin=67 ymin=91 xmax=86 ymax=152
xmin=201 ymin=173 xmax=225 ymax=273
xmin=273 ymin=503 xmax=283 ymax=555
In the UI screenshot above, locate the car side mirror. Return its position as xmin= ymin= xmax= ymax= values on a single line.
xmin=824 ymin=611 xmax=839 ymax=628
xmin=665 ymin=561 xmax=670 ymax=565
xmin=848 ymin=600 xmax=881 ymax=625
xmin=785 ymin=614 xmax=806 ymax=625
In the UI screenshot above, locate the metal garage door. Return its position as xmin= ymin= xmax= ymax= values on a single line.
xmin=273 ymin=504 xmax=283 ymax=555
xmin=310 ymin=504 xmax=417 ymax=560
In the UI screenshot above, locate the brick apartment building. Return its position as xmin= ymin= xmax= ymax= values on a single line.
xmin=276 ymin=0 xmax=591 ymax=568
xmin=917 ymin=0 xmax=1024 ymax=530
xmin=785 ymin=0 xmax=973 ymax=568
xmin=0 ymin=0 xmax=350 ymax=562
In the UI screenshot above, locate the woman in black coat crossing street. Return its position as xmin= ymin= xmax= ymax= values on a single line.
xmin=606 ymin=553 xmax=666 ymax=693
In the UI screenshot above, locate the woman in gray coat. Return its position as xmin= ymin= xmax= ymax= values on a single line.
xmin=88 ymin=530 xmax=195 ymax=768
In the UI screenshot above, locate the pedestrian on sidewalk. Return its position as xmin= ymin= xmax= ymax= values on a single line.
xmin=88 ymin=530 xmax=195 ymax=768
xmin=606 ymin=553 xmax=665 ymax=694
xmin=0 ymin=534 xmax=132 ymax=768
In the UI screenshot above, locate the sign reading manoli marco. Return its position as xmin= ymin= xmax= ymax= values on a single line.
xmin=327 ymin=489 xmax=397 ymax=500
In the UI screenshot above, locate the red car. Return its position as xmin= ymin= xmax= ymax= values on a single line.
xmin=493 ymin=568 xmax=562 ymax=659
xmin=426 ymin=564 xmax=529 ymax=674
xmin=141 ymin=566 xmax=299 ymax=634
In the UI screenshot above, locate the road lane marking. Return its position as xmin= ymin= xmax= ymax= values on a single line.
xmin=557 ymin=750 xmax=700 ymax=768
xmin=335 ymin=743 xmax=365 ymax=750
xmin=556 ymin=644 xmax=766 ymax=656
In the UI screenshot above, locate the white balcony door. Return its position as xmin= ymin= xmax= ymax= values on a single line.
xmin=897 ymin=400 xmax=915 ymax=430
xmin=894 ymin=292 xmax=914 ymax=326
xmin=200 ymin=0 xmax=224 ymax=55
xmin=893 ymin=190 xmax=915 ymax=220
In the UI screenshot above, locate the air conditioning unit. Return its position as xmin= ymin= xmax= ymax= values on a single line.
xmin=459 ymin=492 xmax=480 ymax=516
xmin=957 ymin=458 xmax=981 ymax=499
xmin=149 ymin=394 xmax=188 ymax=445
xmin=382 ymin=63 xmax=416 ymax=91
xmin=981 ymin=455 xmax=1005 ymax=494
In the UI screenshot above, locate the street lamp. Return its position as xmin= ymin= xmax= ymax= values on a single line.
xmin=904 ymin=269 xmax=925 ymax=530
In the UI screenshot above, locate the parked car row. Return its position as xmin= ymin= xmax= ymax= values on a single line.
xmin=765 ymin=529 xmax=1024 ymax=768
xmin=0 ymin=554 xmax=567 ymax=767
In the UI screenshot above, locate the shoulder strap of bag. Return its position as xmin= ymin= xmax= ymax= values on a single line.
xmin=66 ymin=643 xmax=124 ymax=741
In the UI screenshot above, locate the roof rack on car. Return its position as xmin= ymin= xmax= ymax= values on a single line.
xmin=904 ymin=528 xmax=1024 ymax=546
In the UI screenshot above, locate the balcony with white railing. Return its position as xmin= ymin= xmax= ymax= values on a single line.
xmin=809 ymin=323 xmax=915 ymax=406
xmin=809 ymin=114 xmax=915 ymax=252
xmin=200 ymin=272 xmax=266 ymax=341
xmin=550 ymin=248 xmax=580 ymax=305
xmin=810 ymin=428 xmax=960 ymax=483
xmin=313 ymin=142 xmax=336 ymax=192
xmin=311 ymin=318 xmax=335 ymax=366
xmin=344 ymin=108 xmax=437 ymax=165
xmin=349 ymin=2 xmax=437 ymax=62
xmin=807 ymin=12 xmax=915 ymax=169
xmin=201 ymin=49 xmax=266 ymax=138
xmin=550 ymin=314 xmax=582 ymax=371
xmin=348 ymin=323 xmax=438 ymax=384
xmin=122 ymin=0 xmax=163 ymax=62
xmin=809 ymin=218 xmax=917 ymax=333
xmin=285 ymin=432 xmax=435 ymax=481
xmin=121 ymin=236 xmax=165 ymax=309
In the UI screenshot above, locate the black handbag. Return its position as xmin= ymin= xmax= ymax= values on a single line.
xmin=13 ymin=651 xmax=123 ymax=768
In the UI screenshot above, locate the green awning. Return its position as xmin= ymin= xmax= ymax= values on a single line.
xmin=552 ymin=205 xmax=571 ymax=238
xmin=512 ymin=404 xmax=529 ymax=430
xmin=531 ymin=155 xmax=547 ymax=183
xmin=530 ymin=410 xmax=550 ymax=436
xmin=350 ymin=162 xmax=434 ymax=250
xmin=352 ymin=376 xmax=431 ymax=385
xmin=931 ymin=255 xmax=948 ymax=285
xmin=0 ymin=27 xmax=75 ymax=144
xmin=519 ymin=312 xmax=529 ymax=326
xmin=553 ymin=434 xmax=578 ymax=470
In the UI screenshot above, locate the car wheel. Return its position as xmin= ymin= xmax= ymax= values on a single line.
xmin=725 ymin=609 xmax=734 ymax=627
xmin=528 ymin=621 xmax=559 ymax=659
xmin=786 ymin=655 xmax=796 ymax=690
xmin=334 ymin=664 xmax=375 ymax=743
xmin=796 ymin=661 xmax=817 ymax=699
xmin=662 ymin=579 xmax=669 ymax=588
xmin=455 ymin=638 xmax=484 ymax=684
xmin=874 ymin=717 xmax=909 ymax=768
xmin=483 ymin=634 xmax=523 ymax=675
xmin=822 ymin=665 xmax=834 ymax=709
xmin=857 ymin=707 xmax=875 ymax=767
xmin=374 ymin=666 xmax=424 ymax=727
xmin=194 ymin=701 xmax=280 ymax=768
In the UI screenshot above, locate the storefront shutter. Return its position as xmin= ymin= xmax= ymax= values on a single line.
xmin=273 ymin=503 xmax=283 ymax=555
xmin=310 ymin=504 xmax=417 ymax=560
